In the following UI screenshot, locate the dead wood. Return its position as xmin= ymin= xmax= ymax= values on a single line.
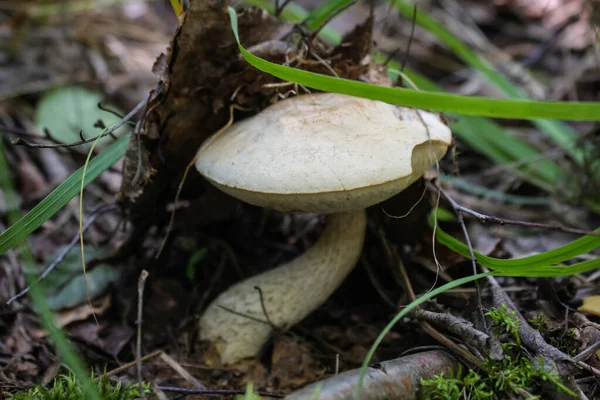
xmin=284 ymin=350 xmax=459 ymax=400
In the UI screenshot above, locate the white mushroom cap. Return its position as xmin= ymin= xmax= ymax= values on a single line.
xmin=196 ymin=93 xmax=452 ymax=214
xmin=195 ymin=93 xmax=453 ymax=365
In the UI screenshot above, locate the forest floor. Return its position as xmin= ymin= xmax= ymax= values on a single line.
xmin=1 ymin=0 xmax=600 ymax=399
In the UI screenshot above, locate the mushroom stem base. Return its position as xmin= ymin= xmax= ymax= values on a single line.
xmin=199 ymin=210 xmax=367 ymax=365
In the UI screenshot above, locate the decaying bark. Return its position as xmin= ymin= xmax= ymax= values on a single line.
xmin=118 ymin=1 xmax=289 ymax=228
xmin=117 ymin=0 xmax=381 ymax=248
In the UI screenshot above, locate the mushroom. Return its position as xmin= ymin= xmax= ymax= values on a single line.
xmin=195 ymin=92 xmax=452 ymax=364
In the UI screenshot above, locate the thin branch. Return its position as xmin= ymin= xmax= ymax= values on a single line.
xmin=309 ymin=0 xmax=357 ymax=41
xmin=436 ymin=184 xmax=487 ymax=329
xmin=254 ymin=285 xmax=276 ymax=328
xmin=97 ymin=102 xmax=125 ymax=119
xmin=274 ymin=0 xmax=293 ymax=16
xmin=10 ymin=97 xmax=147 ymax=149
xmin=399 ymin=4 xmax=417 ymax=72
xmin=158 ymin=386 xmax=285 ymax=398
xmin=6 ymin=203 xmax=119 ymax=305
xmin=137 ymin=269 xmax=149 ymax=400
xmin=437 ymin=185 xmax=599 ymax=237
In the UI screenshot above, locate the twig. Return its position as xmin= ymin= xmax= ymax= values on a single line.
xmin=159 ymin=352 xmax=208 ymax=390
xmin=399 ymin=4 xmax=417 ymax=72
xmin=97 ymin=102 xmax=125 ymax=119
xmin=430 ymin=183 xmax=488 ymax=330
xmin=158 ymin=386 xmax=285 ymax=398
xmin=103 ymin=350 xmax=163 ymax=378
xmin=436 ymin=184 xmax=599 ymax=237
xmin=411 ymin=308 xmax=502 ymax=361
xmin=375 ymin=219 xmax=483 ymax=367
xmin=487 ymin=276 xmax=575 ymax=375
xmin=137 ymin=270 xmax=149 ymax=400
xmin=10 ymin=97 xmax=146 ymax=149
xmin=308 ymin=0 xmax=357 ymax=41
xmin=520 ymin=15 xmax=579 ymax=67
xmin=285 ymin=351 xmax=459 ymax=400
xmin=254 ymin=286 xmax=276 ymax=328
xmin=6 ymin=203 xmax=120 ymax=305
xmin=0 ymin=125 xmax=57 ymax=144
xmin=274 ymin=0 xmax=293 ymax=17
xmin=419 ymin=321 xmax=484 ymax=368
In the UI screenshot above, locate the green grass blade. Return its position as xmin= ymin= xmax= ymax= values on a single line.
xmin=0 ymin=134 xmax=130 ymax=255
xmin=431 ymin=211 xmax=600 ymax=275
xmin=393 ymin=64 xmax=563 ymax=188
xmin=355 ymin=271 xmax=494 ymax=400
xmin=242 ymin=0 xmax=343 ymax=44
xmin=305 ymin=0 xmax=353 ymax=31
xmin=390 ymin=0 xmax=582 ymax=161
xmin=0 ymin=141 xmax=102 ymax=400
xmin=228 ymin=8 xmax=600 ymax=121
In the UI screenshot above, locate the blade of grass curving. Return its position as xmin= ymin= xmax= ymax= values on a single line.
xmin=354 ymin=271 xmax=495 ymax=400
xmin=389 ymin=63 xmax=562 ymax=189
xmin=241 ymin=0 xmax=561 ymax=190
xmin=390 ymin=0 xmax=582 ymax=162
xmin=431 ymin=211 xmax=600 ymax=275
xmin=0 ymin=141 xmax=102 ymax=400
xmin=304 ymin=0 xmax=354 ymax=31
xmin=0 ymin=134 xmax=130 ymax=255
xmin=228 ymin=7 xmax=600 ymax=121
xmin=241 ymin=0 xmax=343 ymax=44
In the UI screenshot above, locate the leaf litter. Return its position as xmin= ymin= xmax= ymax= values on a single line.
xmin=0 ymin=0 xmax=600 ymax=399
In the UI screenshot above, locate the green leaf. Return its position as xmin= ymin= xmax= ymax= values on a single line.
xmin=42 ymin=246 xmax=120 ymax=310
xmin=0 ymin=134 xmax=130 ymax=256
xmin=227 ymin=7 xmax=600 ymax=121
xmin=35 ymin=86 xmax=126 ymax=152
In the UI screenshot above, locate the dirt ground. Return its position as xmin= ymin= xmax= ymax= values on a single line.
xmin=1 ymin=0 xmax=600 ymax=399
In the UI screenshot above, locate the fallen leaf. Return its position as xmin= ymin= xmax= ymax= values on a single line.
xmin=54 ymin=295 xmax=111 ymax=328
xmin=35 ymin=86 xmax=127 ymax=152
xmin=578 ymin=295 xmax=600 ymax=316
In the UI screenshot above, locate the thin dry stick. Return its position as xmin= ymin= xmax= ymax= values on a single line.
xmin=308 ymin=0 xmax=357 ymax=41
xmin=6 ymin=203 xmax=119 ymax=305
xmin=159 ymin=352 xmax=208 ymax=390
xmin=438 ymin=183 xmax=487 ymax=329
xmin=156 ymin=104 xmax=242 ymax=259
xmin=158 ymin=386 xmax=285 ymax=398
xmin=437 ymin=184 xmax=599 ymax=237
xmin=137 ymin=269 xmax=149 ymax=400
xmin=11 ymin=97 xmax=147 ymax=149
xmin=376 ymin=221 xmax=483 ymax=367
xmin=103 ymin=350 xmax=163 ymax=378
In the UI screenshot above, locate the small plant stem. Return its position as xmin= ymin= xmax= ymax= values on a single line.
xmin=137 ymin=270 xmax=149 ymax=400
xmin=11 ymin=97 xmax=146 ymax=149
xmin=6 ymin=203 xmax=119 ymax=305
xmin=436 ymin=184 xmax=599 ymax=237
xmin=158 ymin=386 xmax=285 ymax=397
xmin=376 ymin=219 xmax=483 ymax=367
xmin=104 ymin=350 xmax=163 ymax=378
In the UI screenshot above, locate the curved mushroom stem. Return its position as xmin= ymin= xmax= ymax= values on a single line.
xmin=199 ymin=210 xmax=367 ymax=365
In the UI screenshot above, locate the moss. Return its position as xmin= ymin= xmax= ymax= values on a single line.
xmin=7 ymin=372 xmax=150 ymax=400
xmin=419 ymin=306 xmax=576 ymax=399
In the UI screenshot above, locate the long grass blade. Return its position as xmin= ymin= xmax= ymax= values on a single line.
xmin=0 ymin=135 xmax=130 ymax=255
xmin=228 ymin=8 xmax=600 ymax=121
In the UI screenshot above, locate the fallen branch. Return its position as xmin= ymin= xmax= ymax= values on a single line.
xmin=285 ymin=350 xmax=459 ymax=400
